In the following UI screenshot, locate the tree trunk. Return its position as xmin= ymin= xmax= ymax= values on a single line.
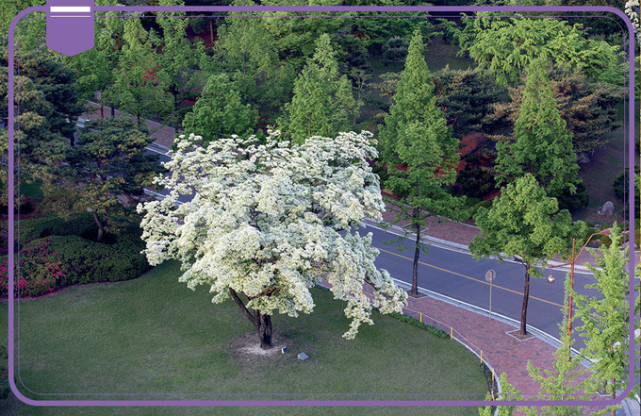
xmin=410 ymin=208 xmax=421 ymax=297
xmin=209 ymin=20 xmax=214 ymax=49
xmin=256 ymin=311 xmax=272 ymax=350
xmin=520 ymin=263 xmax=531 ymax=335
xmin=228 ymin=288 xmax=273 ymax=350
xmin=111 ymin=105 xmax=115 ymax=117
xmin=92 ymin=211 xmax=104 ymax=243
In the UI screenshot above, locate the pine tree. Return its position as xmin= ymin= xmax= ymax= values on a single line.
xmin=378 ymin=30 xmax=466 ymax=297
xmin=182 ymin=73 xmax=258 ymax=144
xmin=278 ymin=34 xmax=359 ymax=145
xmin=495 ymin=60 xmax=584 ymax=209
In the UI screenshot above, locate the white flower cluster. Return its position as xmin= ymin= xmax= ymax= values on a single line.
xmin=137 ymin=131 xmax=407 ymax=339
xmin=626 ymin=0 xmax=641 ymax=41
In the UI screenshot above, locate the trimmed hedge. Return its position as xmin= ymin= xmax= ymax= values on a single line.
xmin=388 ymin=312 xmax=449 ymax=339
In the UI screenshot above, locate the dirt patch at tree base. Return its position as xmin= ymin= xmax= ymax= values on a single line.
xmin=229 ymin=332 xmax=293 ymax=360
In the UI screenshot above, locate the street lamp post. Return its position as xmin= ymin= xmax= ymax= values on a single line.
xmin=546 ymin=227 xmax=626 ymax=360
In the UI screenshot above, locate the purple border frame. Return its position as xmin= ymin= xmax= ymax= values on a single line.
xmin=6 ymin=4 xmax=638 ymax=409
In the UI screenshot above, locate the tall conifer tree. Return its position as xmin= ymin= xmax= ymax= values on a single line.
xmin=278 ymin=34 xmax=359 ymax=145
xmin=379 ymin=30 xmax=465 ymax=297
xmin=495 ymin=60 xmax=583 ymax=208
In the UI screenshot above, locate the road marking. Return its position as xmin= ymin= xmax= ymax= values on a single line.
xmin=374 ymin=246 xmax=563 ymax=308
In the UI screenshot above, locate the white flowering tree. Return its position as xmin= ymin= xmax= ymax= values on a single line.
xmin=137 ymin=131 xmax=407 ymax=349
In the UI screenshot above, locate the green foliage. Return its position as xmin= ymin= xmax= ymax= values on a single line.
xmin=484 ymin=66 xmax=623 ymax=154
xmin=381 ymin=36 xmax=409 ymax=67
xmin=522 ymin=276 xmax=588 ymax=416
xmin=17 ymin=212 xmax=96 ymax=247
xmin=379 ymin=30 xmax=463 ymax=210
xmin=45 ymin=232 xmax=150 ymax=285
xmin=470 ymin=174 xmax=575 ymax=334
xmin=48 ymin=117 xmax=160 ymax=241
xmin=456 ymin=166 xmax=496 ymax=199
xmin=472 ymin=174 xmax=574 ymax=265
xmin=495 ymin=60 xmax=584 ymax=210
xmin=613 ymin=166 xmax=640 ymax=215
xmin=278 ymin=33 xmax=359 ymax=144
xmin=212 ymin=0 xmax=294 ymax=116
xmin=182 ymin=73 xmax=258 ymax=143
xmin=387 ymin=312 xmax=449 ymax=338
xmin=379 ymin=30 xmax=466 ymax=295
xmin=103 ymin=16 xmax=173 ymax=125
xmin=573 ymin=225 xmax=632 ymax=411
xmin=432 ymin=67 xmax=507 ymax=135
xmin=154 ymin=0 xmax=206 ymax=129
xmin=477 ymin=373 xmax=523 ymax=416
xmin=10 ymin=51 xmax=83 ymax=140
xmin=259 ymin=0 xmax=354 ymax=70
xmin=455 ymin=14 xmax=624 ymax=86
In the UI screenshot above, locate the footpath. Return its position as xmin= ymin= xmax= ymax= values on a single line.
xmin=81 ymin=103 xmax=640 ymax=415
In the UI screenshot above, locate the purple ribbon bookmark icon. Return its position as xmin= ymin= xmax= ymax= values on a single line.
xmin=46 ymin=0 xmax=95 ymax=56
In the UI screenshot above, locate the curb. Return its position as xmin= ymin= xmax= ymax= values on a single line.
xmin=363 ymin=218 xmax=597 ymax=273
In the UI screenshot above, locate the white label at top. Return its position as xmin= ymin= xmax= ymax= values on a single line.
xmin=50 ymin=6 xmax=91 ymax=13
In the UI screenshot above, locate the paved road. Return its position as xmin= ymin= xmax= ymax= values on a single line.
xmin=363 ymin=224 xmax=600 ymax=349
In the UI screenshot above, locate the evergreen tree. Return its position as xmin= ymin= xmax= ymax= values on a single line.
xmin=470 ymin=174 xmax=576 ymax=335
xmin=212 ymin=0 xmax=293 ymax=116
xmin=573 ymin=225 xmax=634 ymax=415
xmin=477 ymin=373 xmax=523 ymax=416
xmin=104 ymin=16 xmax=172 ymax=127
xmin=495 ymin=60 xmax=585 ymax=210
xmin=278 ymin=33 xmax=359 ymax=145
xmin=484 ymin=67 xmax=623 ymax=155
xmin=182 ymin=73 xmax=258 ymax=144
xmin=11 ymin=50 xmax=83 ymax=145
xmin=49 ymin=118 xmax=160 ymax=242
xmin=523 ymin=276 xmax=588 ymax=416
xmin=455 ymin=15 xmax=624 ymax=86
xmin=154 ymin=0 xmax=207 ymax=130
xmin=378 ymin=30 xmax=466 ymax=297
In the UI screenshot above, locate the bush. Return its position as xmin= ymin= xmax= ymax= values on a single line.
xmin=44 ymin=229 xmax=150 ymax=285
xmin=1 ymin=227 xmax=151 ymax=298
xmin=18 ymin=213 xmax=96 ymax=247
xmin=0 ymin=239 xmax=67 ymax=298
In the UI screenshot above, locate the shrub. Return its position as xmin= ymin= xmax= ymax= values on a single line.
xmin=44 ymin=229 xmax=150 ymax=285
xmin=0 ymin=239 xmax=67 ymax=298
xmin=1 ymin=227 xmax=151 ymax=298
xmin=18 ymin=213 xmax=96 ymax=247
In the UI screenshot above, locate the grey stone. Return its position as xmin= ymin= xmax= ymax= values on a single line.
xmin=597 ymin=201 xmax=615 ymax=216
xmin=576 ymin=152 xmax=591 ymax=164
xmin=281 ymin=346 xmax=288 ymax=354
xmin=297 ymin=352 xmax=309 ymax=361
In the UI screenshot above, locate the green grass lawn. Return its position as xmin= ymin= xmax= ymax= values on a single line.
xmin=0 ymin=261 xmax=489 ymax=415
